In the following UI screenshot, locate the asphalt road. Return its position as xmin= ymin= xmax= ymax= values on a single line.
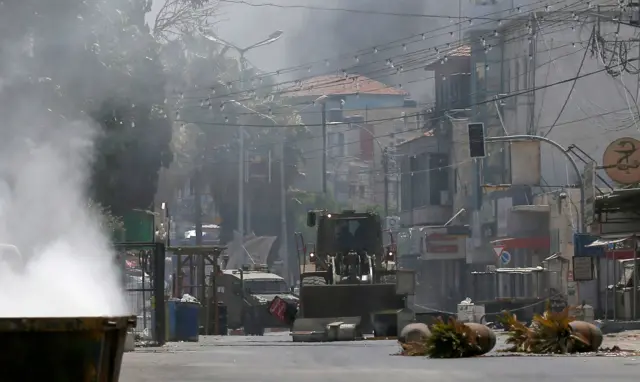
xmin=121 ymin=333 xmax=640 ymax=382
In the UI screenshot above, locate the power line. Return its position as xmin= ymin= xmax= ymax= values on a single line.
xmin=178 ymin=24 xmax=593 ymax=115
xmin=177 ymin=50 xmax=626 ymax=129
xmin=196 ymin=106 xmax=637 ymax=169
xmin=176 ymin=0 xmax=587 ymax=97
xmin=219 ymin=0 xmax=505 ymax=20
xmin=543 ymin=25 xmax=595 ymax=137
xmin=175 ymin=8 xmax=592 ymax=106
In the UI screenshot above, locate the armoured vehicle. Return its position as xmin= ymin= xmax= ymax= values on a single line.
xmin=216 ymin=264 xmax=298 ymax=335
xmin=284 ymin=210 xmax=406 ymax=342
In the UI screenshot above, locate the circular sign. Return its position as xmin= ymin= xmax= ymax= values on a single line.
xmin=500 ymin=251 xmax=511 ymax=265
xmin=602 ymin=137 xmax=640 ymax=184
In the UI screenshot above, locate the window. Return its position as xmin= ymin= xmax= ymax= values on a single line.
xmin=514 ymin=58 xmax=520 ymax=92
xmin=328 ymin=132 xmax=345 ymax=157
xmin=522 ymin=56 xmax=528 ymax=90
xmin=429 ymin=154 xmax=449 ymax=205
xmin=349 ymin=184 xmax=356 ymax=198
xmin=410 ymin=153 xmax=429 ymax=208
xmin=359 ymin=185 xmax=365 ymax=198
xmin=400 ymin=157 xmax=411 ymax=211
xmin=244 ymin=279 xmax=289 ymax=294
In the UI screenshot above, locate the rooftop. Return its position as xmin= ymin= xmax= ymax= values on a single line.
xmin=283 ymin=74 xmax=408 ymax=98
xmin=424 ymin=45 xmax=471 ymax=70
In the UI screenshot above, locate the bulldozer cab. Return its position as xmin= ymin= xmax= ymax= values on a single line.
xmin=317 ymin=214 xmax=381 ymax=256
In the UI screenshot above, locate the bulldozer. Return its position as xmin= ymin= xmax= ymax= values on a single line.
xmin=271 ymin=209 xmax=407 ymax=342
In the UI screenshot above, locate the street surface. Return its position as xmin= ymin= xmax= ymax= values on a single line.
xmin=122 ymin=332 xmax=640 ymax=382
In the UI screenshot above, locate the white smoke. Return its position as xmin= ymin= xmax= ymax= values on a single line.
xmin=0 ymin=4 xmax=130 ymax=316
xmin=0 ymin=116 xmax=128 ymax=317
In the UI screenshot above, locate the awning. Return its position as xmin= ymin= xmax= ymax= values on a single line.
xmin=585 ymin=237 xmax=629 ymax=248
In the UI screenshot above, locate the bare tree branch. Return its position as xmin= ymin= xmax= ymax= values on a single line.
xmin=153 ymin=0 xmax=222 ymax=42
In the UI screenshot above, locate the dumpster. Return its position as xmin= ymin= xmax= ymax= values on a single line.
xmin=0 ymin=315 xmax=135 ymax=381
xmin=175 ymin=301 xmax=200 ymax=341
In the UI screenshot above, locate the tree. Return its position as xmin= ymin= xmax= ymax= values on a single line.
xmin=0 ymin=0 xmax=173 ymax=217
xmin=157 ymin=30 xmax=309 ymax=254
xmin=152 ymin=0 xmax=221 ymax=42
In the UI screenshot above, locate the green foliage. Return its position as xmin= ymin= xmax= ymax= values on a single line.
xmin=87 ymin=199 xmax=124 ymax=234
xmin=502 ymin=305 xmax=594 ymax=354
xmin=423 ymin=317 xmax=483 ymax=358
xmin=499 ymin=311 xmax=531 ymax=352
xmin=0 ymin=0 xmax=173 ymax=216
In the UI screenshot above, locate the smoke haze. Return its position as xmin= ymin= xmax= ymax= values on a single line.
xmin=0 ymin=1 xmax=131 ymax=317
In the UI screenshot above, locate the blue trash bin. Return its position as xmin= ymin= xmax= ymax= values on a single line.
xmin=175 ymin=301 xmax=200 ymax=342
xmin=167 ymin=299 xmax=178 ymax=341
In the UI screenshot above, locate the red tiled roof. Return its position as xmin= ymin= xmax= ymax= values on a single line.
xmin=283 ymin=75 xmax=408 ymax=98
xmin=424 ymin=45 xmax=471 ymax=70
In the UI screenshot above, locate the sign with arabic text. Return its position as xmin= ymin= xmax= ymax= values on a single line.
xmin=602 ymin=137 xmax=640 ymax=184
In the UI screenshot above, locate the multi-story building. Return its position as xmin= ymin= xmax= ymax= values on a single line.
xmin=284 ymin=75 xmax=421 ymax=210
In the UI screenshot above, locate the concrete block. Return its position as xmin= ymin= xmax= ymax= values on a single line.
xmin=124 ymin=331 xmax=135 ymax=352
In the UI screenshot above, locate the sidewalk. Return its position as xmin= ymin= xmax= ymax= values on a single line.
xmin=601 ymin=330 xmax=640 ymax=352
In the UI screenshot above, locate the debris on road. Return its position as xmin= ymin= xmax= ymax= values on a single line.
xmin=398 ymin=317 xmax=496 ymax=358
xmin=500 ymin=306 xmax=603 ymax=354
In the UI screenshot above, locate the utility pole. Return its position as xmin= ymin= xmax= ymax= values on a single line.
xmin=202 ymin=30 xmax=285 ymax=245
xmin=383 ymin=147 xmax=389 ymax=217
xmin=633 ymin=234 xmax=638 ymax=320
xmin=321 ymin=102 xmax=327 ymax=193
xmin=237 ymin=56 xmax=246 ymax=241
xmin=280 ymin=141 xmax=289 ymax=284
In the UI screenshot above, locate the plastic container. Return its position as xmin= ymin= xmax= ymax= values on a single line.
xmin=175 ymin=301 xmax=200 ymax=341
xmin=167 ymin=299 xmax=178 ymax=341
xmin=0 ymin=316 xmax=135 ymax=381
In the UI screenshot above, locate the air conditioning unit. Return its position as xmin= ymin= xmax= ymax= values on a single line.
xmin=440 ymin=191 xmax=451 ymax=206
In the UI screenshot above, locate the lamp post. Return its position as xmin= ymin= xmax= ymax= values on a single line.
xmin=202 ymin=30 xmax=284 ymax=240
xmin=229 ymin=101 xmax=290 ymax=282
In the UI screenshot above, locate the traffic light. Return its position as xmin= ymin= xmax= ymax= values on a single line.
xmin=467 ymin=122 xmax=486 ymax=158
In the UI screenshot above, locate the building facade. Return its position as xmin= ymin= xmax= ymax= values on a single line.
xmin=284 ymin=75 xmax=421 ymax=210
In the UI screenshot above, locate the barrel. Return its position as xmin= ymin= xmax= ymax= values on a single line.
xmin=0 ymin=316 xmax=135 ymax=381
xmin=175 ymin=301 xmax=200 ymax=341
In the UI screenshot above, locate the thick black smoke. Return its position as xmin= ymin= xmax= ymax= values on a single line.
xmin=285 ymin=0 xmax=456 ymax=101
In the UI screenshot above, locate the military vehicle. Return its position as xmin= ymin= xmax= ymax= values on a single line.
xmin=216 ymin=264 xmax=298 ymax=335
xmin=282 ymin=210 xmax=406 ymax=342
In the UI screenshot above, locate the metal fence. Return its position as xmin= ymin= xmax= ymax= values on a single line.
xmin=115 ymin=242 xmax=166 ymax=346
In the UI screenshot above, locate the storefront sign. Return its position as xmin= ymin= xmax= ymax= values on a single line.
xmin=421 ymin=228 xmax=466 ymax=260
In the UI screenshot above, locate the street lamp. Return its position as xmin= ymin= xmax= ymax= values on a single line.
xmin=313 ymin=95 xmax=331 ymax=194
xmin=202 ymin=31 xmax=283 ymax=242
xmin=229 ymin=100 xmax=289 ymax=281
xmin=201 ymin=30 xmax=284 ymax=68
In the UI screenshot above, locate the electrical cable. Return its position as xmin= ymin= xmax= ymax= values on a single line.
xmin=543 ymin=25 xmax=595 ymax=137
xmin=177 ymin=55 xmax=633 ymax=129
xmin=175 ymin=12 xmax=595 ymax=110
xmin=178 ymin=25 xmax=595 ymax=116
xmin=176 ymin=0 xmax=589 ymax=99
xmin=219 ymin=0 xmax=509 ymax=20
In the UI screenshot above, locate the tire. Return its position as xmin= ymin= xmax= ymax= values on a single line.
xmin=301 ymin=276 xmax=327 ymax=286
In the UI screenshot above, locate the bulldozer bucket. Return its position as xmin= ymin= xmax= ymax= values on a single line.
xmin=0 ymin=315 xmax=136 ymax=382
xmin=299 ymin=283 xmax=405 ymax=335
xmin=291 ymin=316 xmax=362 ymax=342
